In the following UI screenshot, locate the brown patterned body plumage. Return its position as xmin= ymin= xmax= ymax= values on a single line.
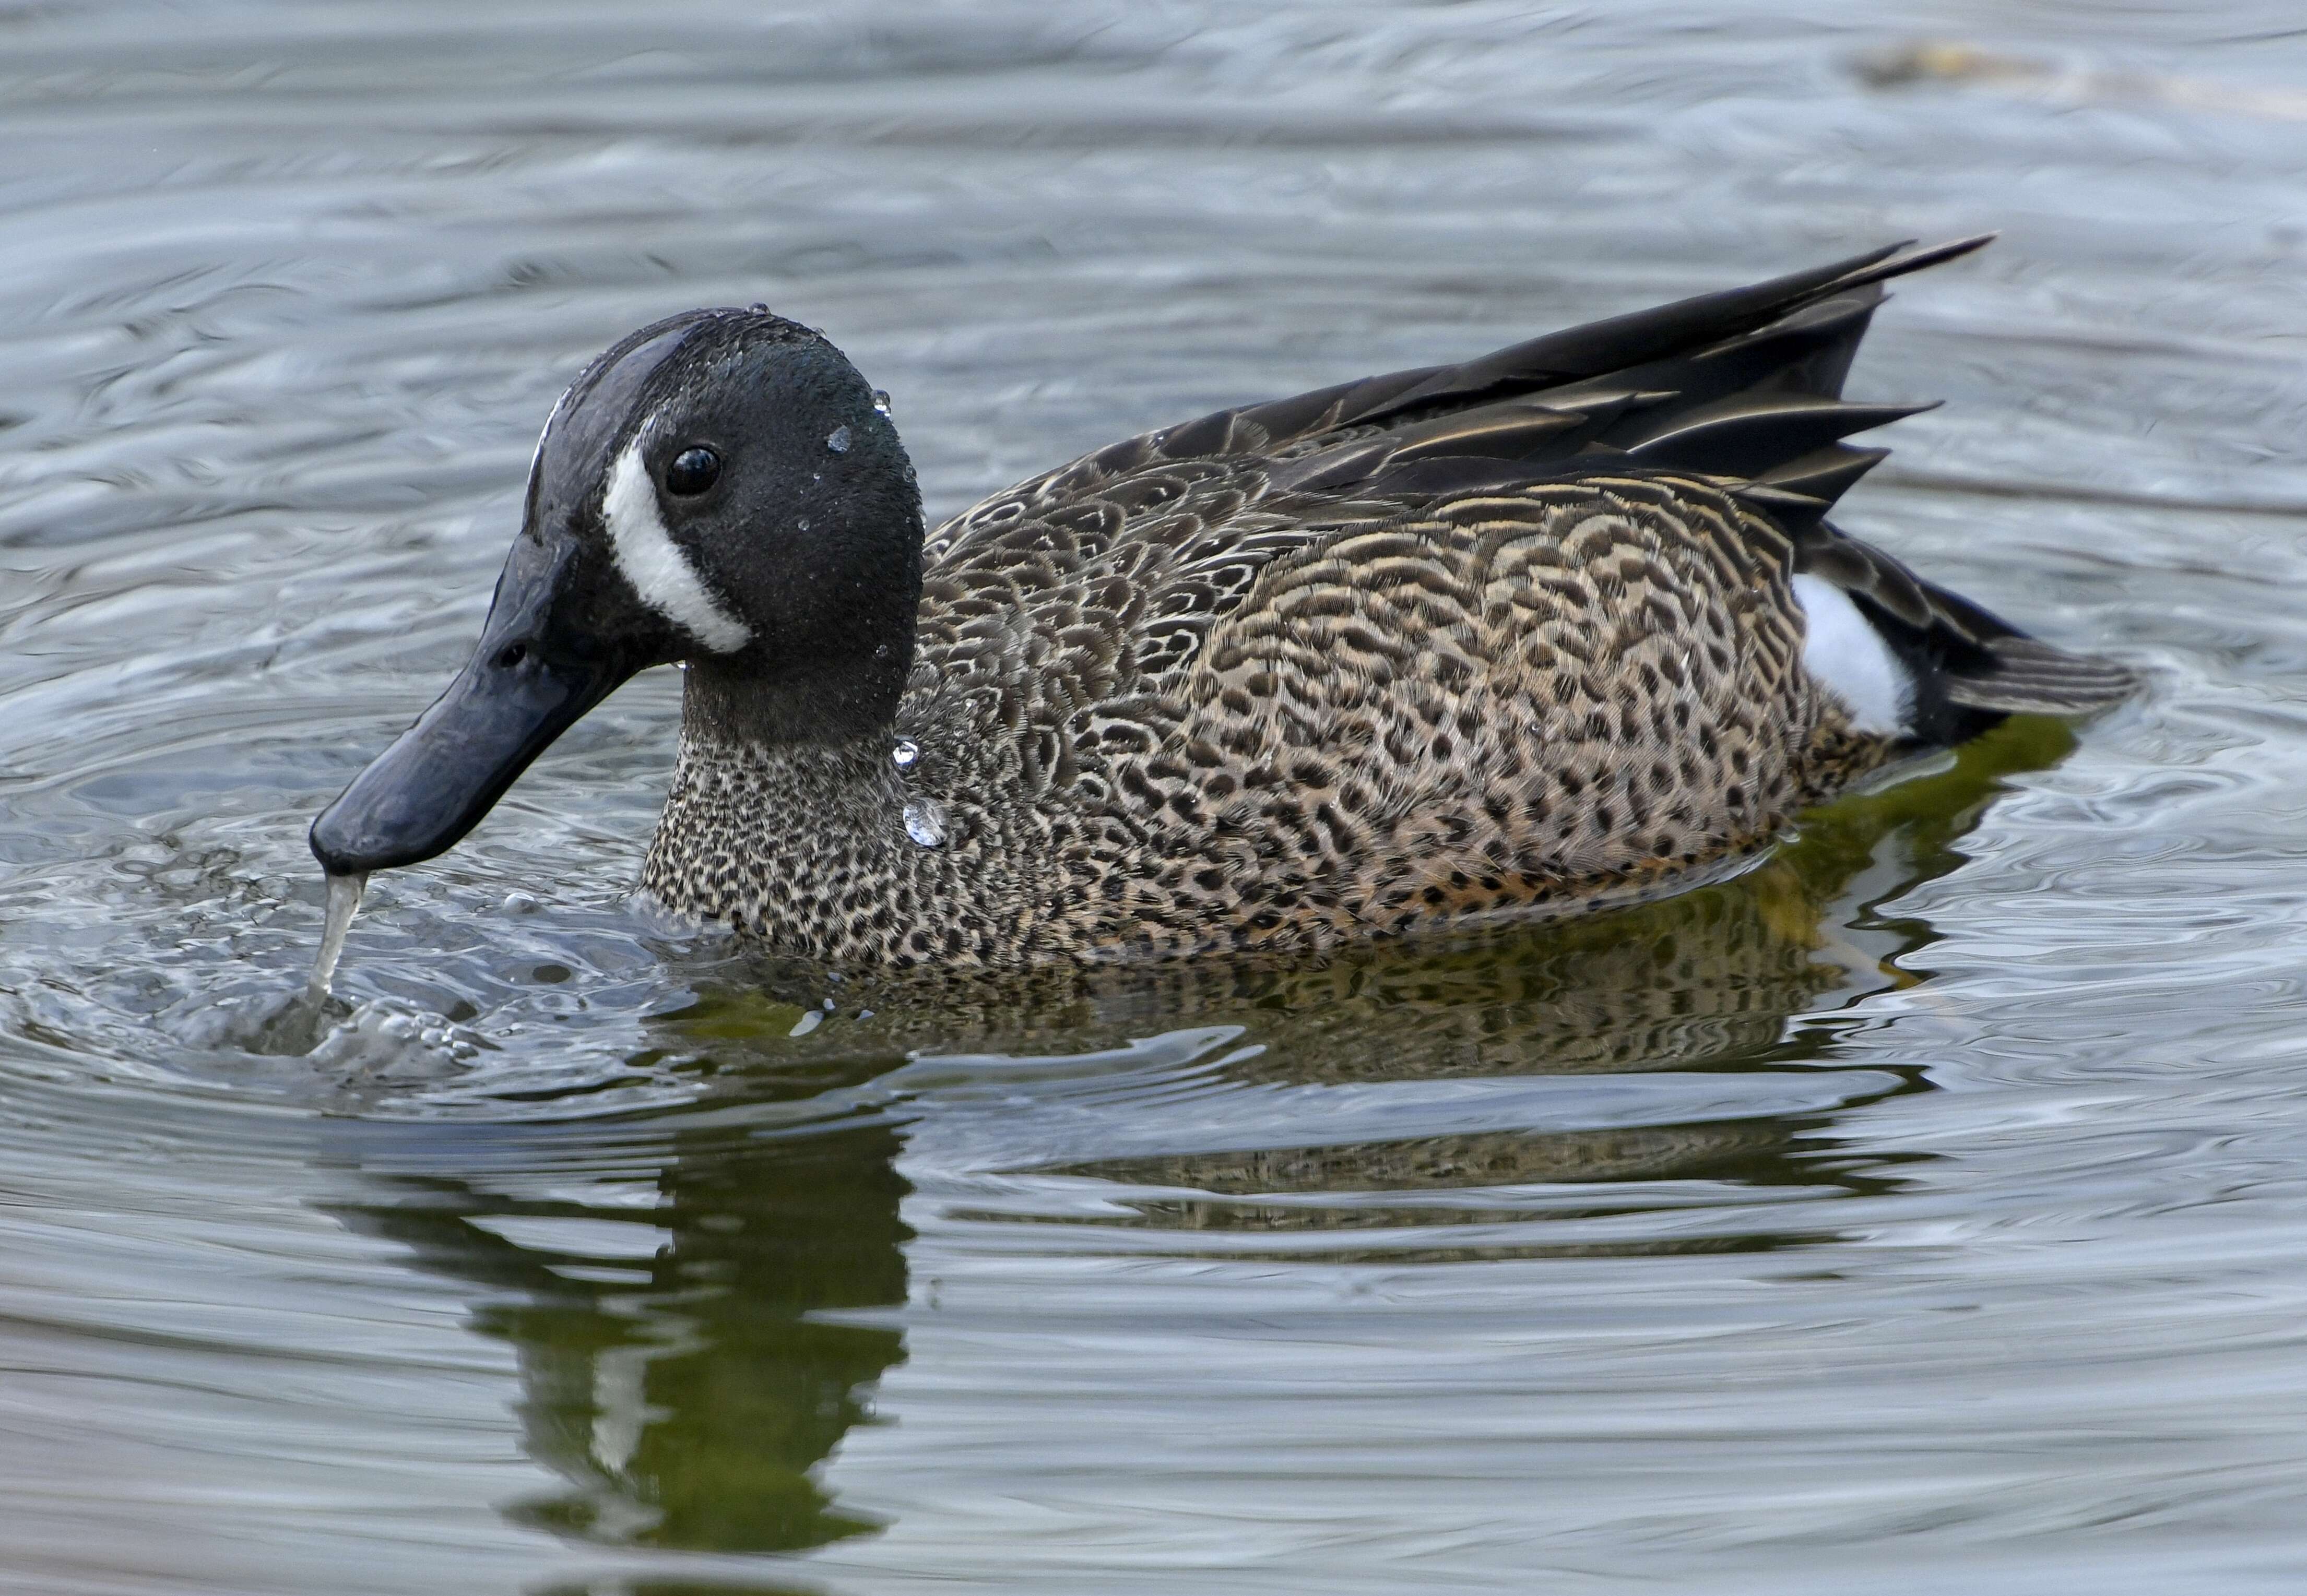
xmin=629 ymin=240 xmax=2134 ymax=968
xmin=653 ymin=466 xmax=1849 ymax=964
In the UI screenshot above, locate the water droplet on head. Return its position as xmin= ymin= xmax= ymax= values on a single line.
xmin=871 ymin=389 xmax=892 ymax=416
xmin=748 ymin=302 xmax=768 ymax=313
xmin=796 ymin=516 xmax=810 ymax=532
xmin=826 ymin=424 xmax=851 ymax=454
xmin=903 ymin=794 xmax=947 ymax=848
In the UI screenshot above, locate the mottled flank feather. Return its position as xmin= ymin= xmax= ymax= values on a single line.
xmin=642 ymin=239 xmax=2133 ymax=967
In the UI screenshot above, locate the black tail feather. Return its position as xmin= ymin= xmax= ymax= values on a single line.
xmin=1944 ymin=636 xmax=2140 ymax=716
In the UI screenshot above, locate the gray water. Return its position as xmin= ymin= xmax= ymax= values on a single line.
xmin=2 ymin=2 xmax=2305 ymax=1592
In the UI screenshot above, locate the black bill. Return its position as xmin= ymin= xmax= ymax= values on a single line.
xmin=309 ymin=533 xmax=657 ymax=876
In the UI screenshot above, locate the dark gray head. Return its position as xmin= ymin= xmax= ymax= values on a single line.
xmin=310 ymin=309 xmax=924 ymax=876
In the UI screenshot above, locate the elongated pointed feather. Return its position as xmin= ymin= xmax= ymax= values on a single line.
xmin=1946 ymin=637 xmax=2140 ymax=713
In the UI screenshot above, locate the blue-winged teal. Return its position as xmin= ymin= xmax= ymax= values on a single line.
xmin=312 ymin=237 xmax=2134 ymax=967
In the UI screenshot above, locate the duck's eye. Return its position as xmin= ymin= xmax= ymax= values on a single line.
xmin=664 ymin=446 xmax=721 ymax=497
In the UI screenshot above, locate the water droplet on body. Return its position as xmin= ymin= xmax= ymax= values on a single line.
xmin=826 ymin=424 xmax=851 ymax=454
xmin=891 ymin=737 xmax=920 ymax=769
xmin=871 ymin=389 xmax=892 ymax=416
xmin=903 ymin=794 xmax=947 ymax=848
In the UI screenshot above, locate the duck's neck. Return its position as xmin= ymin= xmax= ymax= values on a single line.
xmin=643 ymin=692 xmax=908 ymax=949
xmin=680 ymin=644 xmax=906 ymax=748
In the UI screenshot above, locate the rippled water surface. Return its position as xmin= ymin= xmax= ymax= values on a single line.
xmin=4 ymin=2 xmax=2307 ymax=1591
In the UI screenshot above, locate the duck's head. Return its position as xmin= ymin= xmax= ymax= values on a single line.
xmin=309 ymin=309 xmax=924 ymax=877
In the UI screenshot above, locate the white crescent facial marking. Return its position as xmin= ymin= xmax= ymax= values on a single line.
xmin=601 ymin=439 xmax=752 ymax=655
xmin=1792 ymin=573 xmax=1912 ymax=737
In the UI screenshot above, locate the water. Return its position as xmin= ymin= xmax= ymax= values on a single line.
xmin=306 ymin=870 xmax=367 ymax=1004
xmin=1 ymin=2 xmax=2305 ymax=1591
xmin=900 ymin=795 xmax=946 ymax=849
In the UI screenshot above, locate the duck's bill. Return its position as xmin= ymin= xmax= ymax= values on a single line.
xmin=307 ymin=647 xmax=632 ymax=876
xmin=308 ymin=527 xmax=667 ymax=876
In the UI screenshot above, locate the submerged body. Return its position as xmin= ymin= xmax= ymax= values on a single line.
xmin=313 ymin=239 xmax=2135 ymax=968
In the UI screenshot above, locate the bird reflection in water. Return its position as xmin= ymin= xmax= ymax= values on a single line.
xmin=330 ymin=718 xmax=2069 ymax=1556
xmin=339 ymin=1114 xmax=907 ymax=1555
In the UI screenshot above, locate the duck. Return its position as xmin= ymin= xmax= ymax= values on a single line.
xmin=310 ymin=236 xmax=2135 ymax=968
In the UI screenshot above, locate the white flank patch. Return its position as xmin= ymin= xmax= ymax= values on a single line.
xmin=601 ymin=440 xmax=752 ymax=654
xmin=1791 ymin=573 xmax=1911 ymax=737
